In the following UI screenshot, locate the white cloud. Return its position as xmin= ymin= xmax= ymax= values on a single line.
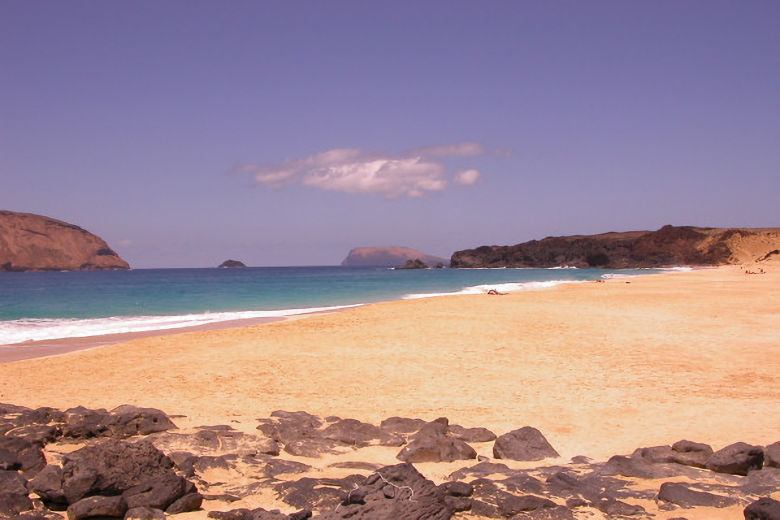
xmin=455 ymin=168 xmax=481 ymax=185
xmin=232 ymin=142 xmax=488 ymax=198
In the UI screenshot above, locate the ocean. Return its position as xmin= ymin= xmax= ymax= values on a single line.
xmin=0 ymin=266 xmax=667 ymax=346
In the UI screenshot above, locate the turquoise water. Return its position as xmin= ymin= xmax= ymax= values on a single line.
xmin=0 ymin=266 xmax=660 ymax=345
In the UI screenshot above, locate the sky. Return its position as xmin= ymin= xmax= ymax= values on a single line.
xmin=1 ymin=1 xmax=779 ymax=268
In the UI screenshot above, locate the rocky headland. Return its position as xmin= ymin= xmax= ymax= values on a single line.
xmin=342 ymin=247 xmax=448 ymax=267
xmin=1 ymin=403 xmax=778 ymax=520
xmin=0 ymin=211 xmax=129 ymax=272
xmin=450 ymin=225 xmax=780 ymax=269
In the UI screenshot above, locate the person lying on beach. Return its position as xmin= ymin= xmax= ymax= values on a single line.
xmin=486 ymin=289 xmax=507 ymax=295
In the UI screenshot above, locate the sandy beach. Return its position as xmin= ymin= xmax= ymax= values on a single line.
xmin=2 ymin=264 xmax=778 ymax=456
xmin=1 ymin=264 xmax=778 ymax=519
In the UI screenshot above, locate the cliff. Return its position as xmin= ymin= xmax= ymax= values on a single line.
xmin=450 ymin=225 xmax=780 ymax=268
xmin=342 ymin=247 xmax=448 ymax=267
xmin=0 ymin=210 xmax=130 ymax=272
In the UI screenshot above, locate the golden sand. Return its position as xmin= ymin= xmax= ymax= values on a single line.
xmin=1 ymin=264 xmax=778 ymax=463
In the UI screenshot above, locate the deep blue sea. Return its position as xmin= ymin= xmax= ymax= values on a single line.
xmin=0 ymin=266 xmax=666 ymax=345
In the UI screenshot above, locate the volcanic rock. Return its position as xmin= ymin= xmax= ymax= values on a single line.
xmin=706 ymin=442 xmax=764 ymax=475
xmin=103 ymin=405 xmax=177 ymax=438
xmin=125 ymin=506 xmax=166 ymax=520
xmin=396 ymin=419 xmax=477 ymax=463
xmin=0 ymin=436 xmax=47 ymax=475
xmin=493 ymin=427 xmax=559 ymax=461
xmin=0 ymin=470 xmax=33 ymax=516
xmin=27 ymin=465 xmax=67 ymax=509
xmin=316 ymin=463 xmax=455 ymax=520
xmin=61 ymin=439 xmax=175 ymax=504
xmin=744 ymin=496 xmax=780 ymax=520
xmin=657 ymin=482 xmax=737 ymax=508
xmin=66 ymin=495 xmax=127 ymax=520
xmin=0 ymin=210 xmax=129 ymax=272
xmin=765 ymin=441 xmax=780 ymax=469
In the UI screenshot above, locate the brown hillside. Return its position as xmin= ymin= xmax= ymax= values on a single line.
xmin=0 ymin=210 xmax=130 ymax=272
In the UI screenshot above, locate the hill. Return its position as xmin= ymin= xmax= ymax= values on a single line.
xmin=341 ymin=247 xmax=448 ymax=267
xmin=450 ymin=225 xmax=780 ymax=268
xmin=0 ymin=210 xmax=130 ymax=272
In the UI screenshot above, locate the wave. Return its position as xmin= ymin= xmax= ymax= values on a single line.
xmin=0 ymin=304 xmax=362 ymax=346
xmin=403 ymin=279 xmax=584 ymax=299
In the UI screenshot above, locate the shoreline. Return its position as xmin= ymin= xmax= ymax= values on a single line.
xmin=0 ymin=267 xmax=686 ymax=363
xmin=1 ymin=263 xmax=777 ymax=462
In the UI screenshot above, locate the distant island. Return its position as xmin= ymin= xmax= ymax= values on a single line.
xmin=395 ymin=258 xmax=444 ymax=269
xmin=342 ymin=247 xmax=448 ymax=267
xmin=450 ymin=225 xmax=780 ymax=268
xmin=218 ymin=259 xmax=247 ymax=268
xmin=0 ymin=210 xmax=130 ymax=272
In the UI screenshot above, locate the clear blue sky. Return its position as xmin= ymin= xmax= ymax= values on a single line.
xmin=2 ymin=1 xmax=778 ymax=267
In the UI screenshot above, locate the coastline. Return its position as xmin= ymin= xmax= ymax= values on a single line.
xmin=1 ymin=263 xmax=778 ymax=519
xmin=1 ymin=264 xmax=777 ymax=460
xmin=0 ymin=267 xmax=678 ymax=362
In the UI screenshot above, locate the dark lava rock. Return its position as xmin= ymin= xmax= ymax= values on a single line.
xmin=511 ymin=506 xmax=575 ymax=519
xmin=379 ymin=417 xmax=426 ymax=434
xmin=61 ymin=407 xmax=110 ymax=439
xmin=122 ymin=473 xmax=189 ymax=510
xmin=193 ymin=454 xmax=237 ymax=472
xmin=61 ymin=439 xmax=175 ymax=504
xmin=591 ymin=495 xmax=645 ymax=516
xmin=165 ymin=492 xmax=203 ymax=514
xmin=0 ymin=470 xmax=33 ymax=516
xmin=742 ymin=468 xmax=780 ymax=497
xmin=104 ymin=406 xmax=177 ymax=439
xmin=259 ymin=411 xmax=337 ymax=457
xmin=261 ymin=459 xmax=311 ymax=478
xmin=320 ymin=418 xmax=403 ymax=448
xmin=209 ymin=508 xmax=311 ymax=520
xmin=496 ymin=493 xmax=557 ymax=516
xmin=600 ymin=455 xmax=667 ymax=479
xmin=448 ymin=424 xmax=497 ymax=443
xmin=0 ymin=436 xmax=47 ymax=475
xmin=67 ymin=495 xmax=127 ymax=520
xmin=633 ymin=441 xmax=713 ymax=468
xmin=744 ymin=496 xmax=780 ymax=520
xmin=396 ymin=419 xmax=476 ymax=463
xmin=274 ymin=475 xmax=363 ymax=511
xmin=657 ymin=482 xmax=738 ymax=508
xmin=0 ymin=446 xmax=20 ymax=471
xmin=765 ymin=442 xmax=780 ymax=469
xmin=27 ymin=464 xmax=67 ymax=509
xmin=448 ymin=461 xmax=515 ymax=481
xmin=315 ymin=463 xmax=455 ymax=520
xmin=125 ymin=506 xmax=166 ymax=520
xmin=493 ymin=427 xmax=559 ymax=461
xmin=5 ymin=424 xmax=62 ymax=445
xmin=706 ymin=442 xmax=764 ymax=475
xmin=438 ymin=481 xmax=473 ymax=498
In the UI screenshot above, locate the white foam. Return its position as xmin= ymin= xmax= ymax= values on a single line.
xmin=0 ymin=304 xmax=362 ymax=346
xmin=403 ymin=279 xmax=583 ymax=299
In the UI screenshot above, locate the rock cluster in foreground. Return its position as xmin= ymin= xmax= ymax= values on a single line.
xmin=1 ymin=403 xmax=778 ymax=520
